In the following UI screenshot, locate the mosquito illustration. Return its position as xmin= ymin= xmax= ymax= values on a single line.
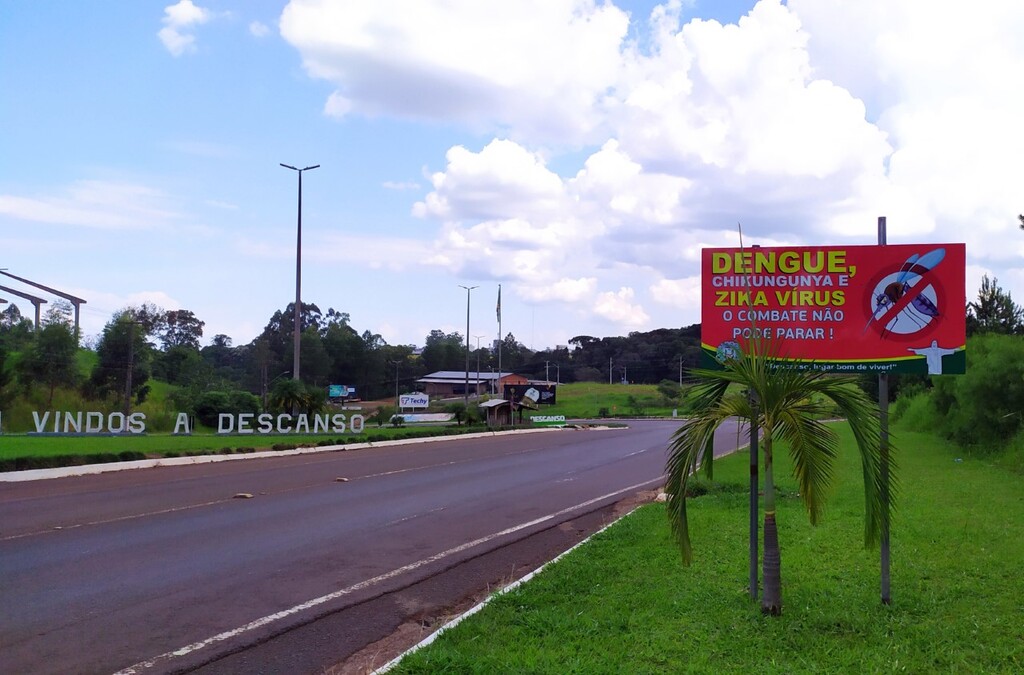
xmin=865 ymin=248 xmax=945 ymax=337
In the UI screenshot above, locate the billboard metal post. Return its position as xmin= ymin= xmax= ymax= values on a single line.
xmin=748 ymin=389 xmax=760 ymax=601
xmin=878 ymin=216 xmax=892 ymax=605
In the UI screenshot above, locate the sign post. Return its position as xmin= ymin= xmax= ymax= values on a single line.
xmin=878 ymin=218 xmax=892 ymax=605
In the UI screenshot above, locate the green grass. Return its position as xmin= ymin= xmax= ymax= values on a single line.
xmin=542 ymin=382 xmax=688 ymax=419
xmin=391 ymin=423 xmax=1024 ymax=673
xmin=0 ymin=423 xmax=502 ymax=467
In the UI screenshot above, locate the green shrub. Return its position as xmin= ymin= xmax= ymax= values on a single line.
xmin=191 ymin=390 xmax=260 ymax=428
xmin=684 ymin=479 xmax=746 ymax=498
xmin=444 ymin=402 xmax=467 ymax=425
xmin=0 ymin=450 xmax=145 ymax=472
xmin=930 ymin=334 xmax=1024 ymax=451
xmin=656 ymin=379 xmax=682 ymax=401
xmin=995 ymin=429 xmax=1024 ymax=474
xmin=373 ymin=405 xmax=396 ymax=427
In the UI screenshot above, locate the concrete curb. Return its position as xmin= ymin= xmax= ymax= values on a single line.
xmin=0 ymin=427 xmax=573 ymax=483
xmin=371 ymin=507 xmax=635 ymax=674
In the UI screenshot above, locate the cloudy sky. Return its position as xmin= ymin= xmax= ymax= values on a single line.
xmin=2 ymin=0 xmax=1022 ymax=349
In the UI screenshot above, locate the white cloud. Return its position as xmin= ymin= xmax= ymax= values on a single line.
xmin=0 ymin=180 xmax=180 ymax=230
xmin=280 ymin=0 xmax=630 ymax=141
xmin=159 ymin=0 xmax=211 ymax=56
xmin=518 ymin=277 xmax=597 ymax=303
xmin=238 ymin=232 xmax=432 ymax=272
xmin=382 ymin=181 xmax=421 ymax=191
xmin=649 ymin=276 xmax=702 ymax=311
xmin=323 ymin=92 xmax=353 ymax=118
xmin=164 ymin=139 xmax=234 ymax=158
xmin=204 ymin=199 xmax=238 ymax=210
xmin=414 ymin=140 xmax=564 ymax=221
xmin=570 ymin=140 xmax=692 ymax=225
xmin=249 ymin=20 xmax=270 ymax=38
xmin=593 ymin=287 xmax=649 ymax=329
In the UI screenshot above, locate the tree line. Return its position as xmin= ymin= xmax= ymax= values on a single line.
xmin=0 ymin=275 xmax=1020 ymax=427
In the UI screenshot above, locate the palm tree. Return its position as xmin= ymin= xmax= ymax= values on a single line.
xmin=268 ymin=378 xmax=324 ymax=416
xmin=666 ymin=340 xmax=893 ymax=615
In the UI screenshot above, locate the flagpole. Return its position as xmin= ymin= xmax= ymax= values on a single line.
xmin=497 ymin=284 xmax=502 ymax=399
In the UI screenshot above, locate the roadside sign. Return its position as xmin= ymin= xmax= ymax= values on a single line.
xmin=701 ymin=243 xmax=966 ymax=374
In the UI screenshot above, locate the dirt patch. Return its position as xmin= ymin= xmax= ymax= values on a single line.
xmin=326 ymin=591 xmax=488 ymax=675
xmin=612 ymin=488 xmax=662 ymax=519
xmin=324 ymin=489 xmax=662 ymax=674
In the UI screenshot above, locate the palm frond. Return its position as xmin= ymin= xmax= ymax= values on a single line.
xmin=666 ymin=383 xmax=734 ymax=564
xmin=776 ymin=408 xmax=837 ymax=524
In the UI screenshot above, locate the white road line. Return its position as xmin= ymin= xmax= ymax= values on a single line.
xmin=0 ymin=498 xmax=233 ymax=542
xmin=360 ymin=460 xmax=460 ymax=479
xmin=111 ymin=477 xmax=661 ymax=675
xmin=385 ymin=506 xmax=446 ymax=527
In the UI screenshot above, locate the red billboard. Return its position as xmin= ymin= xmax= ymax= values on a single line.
xmin=700 ymin=243 xmax=966 ymax=374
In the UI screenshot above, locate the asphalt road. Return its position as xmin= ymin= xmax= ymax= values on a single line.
xmin=0 ymin=419 xmax=749 ymax=674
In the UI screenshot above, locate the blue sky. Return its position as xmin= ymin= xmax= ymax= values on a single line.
xmin=2 ymin=0 xmax=1022 ymax=350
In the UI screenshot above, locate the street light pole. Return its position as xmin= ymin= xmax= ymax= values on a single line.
xmin=459 ymin=285 xmax=478 ymax=406
xmin=394 ymin=360 xmax=400 ymax=407
xmin=474 ymin=334 xmax=486 ymax=393
xmin=280 ymin=163 xmax=319 ymax=383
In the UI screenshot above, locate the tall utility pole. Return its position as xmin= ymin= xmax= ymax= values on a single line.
xmin=609 ymin=357 xmax=612 ymax=385
xmin=280 ymin=163 xmax=319 ymax=383
xmin=496 ymin=284 xmax=502 ymax=399
xmin=545 ymin=360 xmax=550 ymax=382
xmin=678 ymin=354 xmax=684 ymax=386
xmin=474 ymin=335 xmax=486 ymax=390
xmin=124 ymin=321 xmax=135 ymax=417
xmin=459 ymin=285 xmax=478 ymax=406
xmin=393 ymin=360 xmax=400 ymax=407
